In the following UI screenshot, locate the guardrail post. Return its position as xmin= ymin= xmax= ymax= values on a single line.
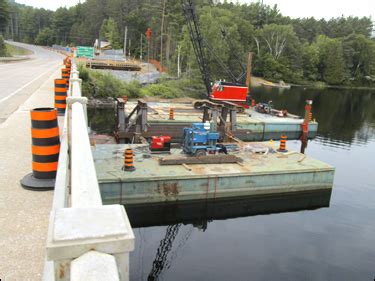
xmin=71 ymin=251 xmax=120 ymax=281
xmin=67 ymin=96 xmax=88 ymax=130
xmin=47 ymin=205 xmax=134 ymax=281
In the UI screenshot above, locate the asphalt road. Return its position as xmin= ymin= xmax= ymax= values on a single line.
xmin=0 ymin=42 xmax=63 ymax=123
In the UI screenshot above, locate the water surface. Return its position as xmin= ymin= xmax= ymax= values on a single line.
xmin=90 ymin=87 xmax=375 ymax=281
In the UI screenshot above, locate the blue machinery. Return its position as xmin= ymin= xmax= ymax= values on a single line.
xmin=182 ymin=122 xmax=220 ymax=156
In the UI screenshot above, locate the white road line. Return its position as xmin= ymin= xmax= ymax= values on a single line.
xmin=0 ymin=63 xmax=59 ymax=104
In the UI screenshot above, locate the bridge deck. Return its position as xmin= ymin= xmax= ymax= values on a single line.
xmin=0 ymin=45 xmax=62 ymax=280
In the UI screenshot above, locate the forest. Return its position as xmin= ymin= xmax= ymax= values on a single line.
xmin=0 ymin=0 xmax=374 ymax=87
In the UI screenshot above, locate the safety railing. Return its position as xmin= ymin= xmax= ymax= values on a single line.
xmin=43 ymin=61 xmax=134 ymax=281
xmin=0 ymin=56 xmax=30 ymax=62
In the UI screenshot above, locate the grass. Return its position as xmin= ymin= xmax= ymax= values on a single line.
xmin=5 ymin=44 xmax=32 ymax=57
xmin=78 ymin=64 xmax=206 ymax=99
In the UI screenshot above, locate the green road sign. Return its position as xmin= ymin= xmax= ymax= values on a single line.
xmin=76 ymin=46 xmax=94 ymax=58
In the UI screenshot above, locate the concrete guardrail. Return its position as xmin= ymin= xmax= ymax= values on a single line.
xmin=43 ymin=61 xmax=134 ymax=281
xmin=0 ymin=56 xmax=30 ymax=63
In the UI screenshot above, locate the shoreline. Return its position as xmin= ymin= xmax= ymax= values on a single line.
xmin=290 ymin=83 xmax=375 ymax=91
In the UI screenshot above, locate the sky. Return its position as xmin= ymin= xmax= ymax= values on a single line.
xmin=14 ymin=0 xmax=375 ymax=20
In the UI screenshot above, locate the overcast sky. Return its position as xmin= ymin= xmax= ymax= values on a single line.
xmin=15 ymin=0 xmax=375 ymax=20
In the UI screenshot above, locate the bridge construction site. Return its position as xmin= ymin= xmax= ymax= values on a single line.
xmin=0 ymin=37 xmax=335 ymax=280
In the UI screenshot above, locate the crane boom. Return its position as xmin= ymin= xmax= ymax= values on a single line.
xmin=181 ymin=0 xmax=251 ymax=108
xmin=182 ymin=0 xmax=212 ymax=97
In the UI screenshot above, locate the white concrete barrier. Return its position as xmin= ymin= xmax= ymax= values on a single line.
xmin=43 ymin=60 xmax=134 ymax=281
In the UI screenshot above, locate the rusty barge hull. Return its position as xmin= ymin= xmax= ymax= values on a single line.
xmin=117 ymin=121 xmax=317 ymax=142
xmin=93 ymin=143 xmax=334 ymax=205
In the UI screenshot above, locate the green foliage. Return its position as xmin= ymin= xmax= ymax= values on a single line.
xmin=315 ymin=35 xmax=346 ymax=85
xmin=79 ymin=65 xmax=205 ymax=99
xmin=35 ymin=28 xmax=55 ymax=46
xmin=342 ymin=34 xmax=375 ymax=84
xmin=100 ymin=17 xmax=122 ymax=49
xmin=0 ymin=35 xmax=8 ymax=56
xmin=5 ymin=43 xmax=31 ymax=56
xmin=4 ymin=0 xmax=375 ymax=87
xmin=0 ymin=0 xmax=9 ymax=32
xmin=140 ymin=77 xmax=205 ymax=99
xmin=301 ymin=43 xmax=320 ymax=80
xmin=79 ymin=65 xmax=141 ymax=98
xmin=140 ymin=83 xmax=182 ymax=98
xmin=233 ymin=1 xmax=283 ymax=28
xmin=52 ymin=7 xmax=73 ymax=45
xmin=292 ymin=17 xmax=373 ymax=43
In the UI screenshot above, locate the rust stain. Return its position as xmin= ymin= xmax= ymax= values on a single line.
xmin=59 ymin=264 xmax=65 ymax=279
xmin=210 ymin=167 xmax=226 ymax=172
xmin=157 ymin=182 xmax=179 ymax=197
xmin=191 ymin=166 xmax=205 ymax=175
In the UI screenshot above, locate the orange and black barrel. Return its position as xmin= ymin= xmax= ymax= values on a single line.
xmin=65 ymin=63 xmax=71 ymax=72
xmin=21 ymin=108 xmax=60 ymax=190
xmin=278 ymin=135 xmax=288 ymax=152
xmin=122 ymin=148 xmax=136 ymax=172
xmin=54 ymin=79 xmax=67 ymax=114
xmin=64 ymin=56 xmax=71 ymax=67
xmin=62 ymin=68 xmax=70 ymax=79
xmin=65 ymin=78 xmax=70 ymax=90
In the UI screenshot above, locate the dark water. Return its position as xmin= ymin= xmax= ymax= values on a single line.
xmin=89 ymin=87 xmax=375 ymax=280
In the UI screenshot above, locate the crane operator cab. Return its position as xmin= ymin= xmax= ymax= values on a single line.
xmin=210 ymin=80 xmax=250 ymax=108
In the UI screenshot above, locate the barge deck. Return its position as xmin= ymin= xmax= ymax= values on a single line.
xmin=93 ymin=142 xmax=334 ymax=205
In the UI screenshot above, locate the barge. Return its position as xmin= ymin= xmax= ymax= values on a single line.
xmin=93 ymin=142 xmax=334 ymax=205
xmin=115 ymin=99 xmax=318 ymax=143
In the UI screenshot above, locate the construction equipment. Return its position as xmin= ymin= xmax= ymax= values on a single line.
xmin=150 ymin=136 xmax=171 ymax=153
xmin=182 ymin=122 xmax=220 ymax=156
xmin=182 ymin=0 xmax=251 ymax=108
xmin=255 ymin=101 xmax=274 ymax=114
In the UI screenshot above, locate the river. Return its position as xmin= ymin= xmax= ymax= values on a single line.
xmin=89 ymin=86 xmax=375 ymax=280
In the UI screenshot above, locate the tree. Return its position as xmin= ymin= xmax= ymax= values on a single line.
xmin=5 ymin=0 xmax=375 ymax=87
xmin=315 ymin=35 xmax=346 ymax=84
xmin=342 ymin=34 xmax=375 ymax=82
xmin=292 ymin=17 xmax=322 ymax=43
xmin=236 ymin=1 xmax=283 ymax=29
xmin=254 ymin=24 xmax=298 ymax=60
xmin=52 ymin=7 xmax=73 ymax=45
xmin=0 ymin=0 xmax=9 ymax=33
xmin=35 ymin=27 xmax=55 ymax=46
xmin=0 ymin=34 xmax=8 ymax=56
xmin=100 ymin=17 xmax=122 ymax=49
xmin=253 ymin=24 xmax=303 ymax=82
xmin=301 ymin=43 xmax=319 ymax=80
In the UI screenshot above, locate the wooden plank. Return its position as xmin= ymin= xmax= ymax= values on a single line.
xmin=159 ymin=154 xmax=243 ymax=165
xmin=182 ymin=163 xmax=192 ymax=171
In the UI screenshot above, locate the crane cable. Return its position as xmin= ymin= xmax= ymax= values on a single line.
xmin=147 ymin=224 xmax=182 ymax=281
xmin=207 ymin=0 xmax=247 ymax=82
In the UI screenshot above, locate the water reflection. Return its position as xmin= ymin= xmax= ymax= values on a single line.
xmin=88 ymin=87 xmax=375 ymax=281
xmin=126 ymin=190 xmax=332 ymax=228
xmin=251 ymin=87 xmax=375 ymax=146
xmin=127 ymin=190 xmax=332 ymax=281
xmin=88 ymin=87 xmax=375 ymax=147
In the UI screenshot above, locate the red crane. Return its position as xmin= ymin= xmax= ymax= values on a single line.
xmin=182 ymin=0 xmax=252 ymax=108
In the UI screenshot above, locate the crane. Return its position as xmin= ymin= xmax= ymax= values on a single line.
xmin=181 ymin=0 xmax=252 ymax=108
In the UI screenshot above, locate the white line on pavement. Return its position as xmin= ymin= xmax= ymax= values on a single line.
xmin=0 ymin=64 xmax=59 ymax=104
